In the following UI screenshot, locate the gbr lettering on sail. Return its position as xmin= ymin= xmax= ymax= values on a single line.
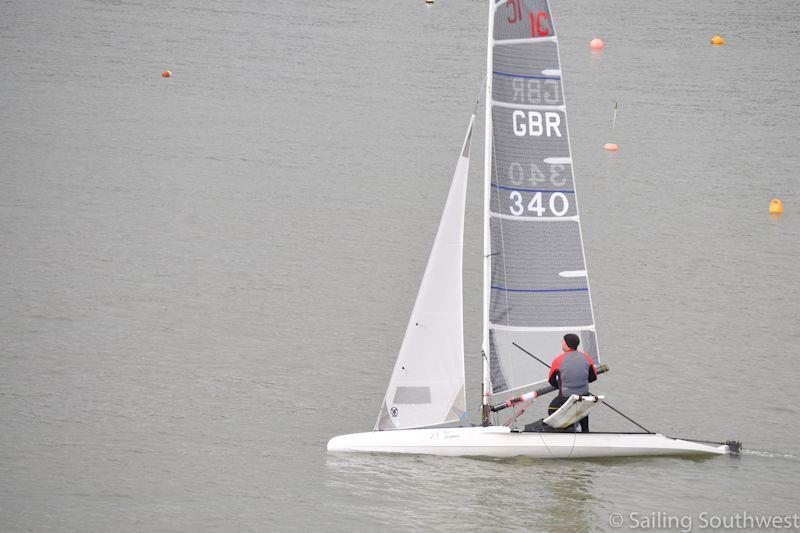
xmin=507 ymin=108 xmax=566 ymax=218
xmin=500 ymin=0 xmax=569 ymax=218
xmin=512 ymin=110 xmax=562 ymax=137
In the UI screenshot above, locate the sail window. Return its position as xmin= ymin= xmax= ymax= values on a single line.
xmin=393 ymin=386 xmax=432 ymax=405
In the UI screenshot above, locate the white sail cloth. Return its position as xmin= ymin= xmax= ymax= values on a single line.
xmin=375 ymin=116 xmax=475 ymax=431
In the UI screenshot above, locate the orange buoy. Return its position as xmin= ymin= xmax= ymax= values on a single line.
xmin=769 ymin=198 xmax=783 ymax=214
xmin=590 ymin=38 xmax=604 ymax=51
xmin=710 ymin=35 xmax=725 ymax=45
xmin=161 ymin=70 xmax=171 ymax=78
xmin=603 ymin=143 xmax=619 ymax=151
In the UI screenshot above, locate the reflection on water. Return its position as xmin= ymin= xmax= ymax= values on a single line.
xmin=533 ymin=464 xmax=596 ymax=533
xmin=322 ymin=449 xmax=776 ymax=531
xmin=325 ymin=452 xmax=602 ymax=532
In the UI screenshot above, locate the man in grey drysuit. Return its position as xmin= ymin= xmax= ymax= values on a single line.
xmin=547 ymin=333 xmax=598 ymax=432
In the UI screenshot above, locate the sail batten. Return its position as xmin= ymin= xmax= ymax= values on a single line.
xmin=490 ymin=213 xmax=579 ymax=222
xmin=494 ymin=36 xmax=558 ymax=46
xmin=484 ymin=0 xmax=601 ymax=401
xmin=375 ymin=116 xmax=475 ymax=431
xmin=489 ymin=323 xmax=594 ymax=332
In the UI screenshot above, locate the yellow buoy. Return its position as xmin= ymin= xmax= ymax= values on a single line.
xmin=603 ymin=142 xmax=619 ymax=151
xmin=769 ymin=198 xmax=783 ymax=214
xmin=711 ymin=35 xmax=725 ymax=45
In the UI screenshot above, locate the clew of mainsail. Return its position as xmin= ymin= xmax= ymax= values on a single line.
xmin=483 ymin=0 xmax=601 ymax=413
xmin=375 ymin=115 xmax=475 ymax=431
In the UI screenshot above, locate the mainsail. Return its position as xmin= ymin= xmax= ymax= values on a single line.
xmin=483 ymin=0 xmax=600 ymax=407
xmin=375 ymin=116 xmax=475 ymax=431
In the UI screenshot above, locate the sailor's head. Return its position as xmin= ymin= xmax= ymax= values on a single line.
xmin=562 ymin=333 xmax=580 ymax=351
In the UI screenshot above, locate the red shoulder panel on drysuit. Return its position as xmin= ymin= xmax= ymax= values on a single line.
xmin=548 ymin=352 xmax=568 ymax=381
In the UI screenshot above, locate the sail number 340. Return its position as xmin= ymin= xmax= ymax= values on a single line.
xmin=509 ymin=191 xmax=569 ymax=217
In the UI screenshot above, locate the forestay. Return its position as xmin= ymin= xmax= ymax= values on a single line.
xmin=375 ymin=116 xmax=475 ymax=431
xmin=483 ymin=0 xmax=600 ymax=403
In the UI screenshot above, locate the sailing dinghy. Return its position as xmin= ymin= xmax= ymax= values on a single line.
xmin=327 ymin=0 xmax=738 ymax=459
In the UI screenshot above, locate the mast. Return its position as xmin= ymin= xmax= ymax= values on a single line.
xmin=481 ymin=0 xmax=495 ymax=426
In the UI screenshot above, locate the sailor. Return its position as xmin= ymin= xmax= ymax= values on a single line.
xmin=547 ymin=333 xmax=597 ymax=432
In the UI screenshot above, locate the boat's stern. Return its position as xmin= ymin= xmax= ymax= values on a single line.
xmin=725 ymin=440 xmax=742 ymax=454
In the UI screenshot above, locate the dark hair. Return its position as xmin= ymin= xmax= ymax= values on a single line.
xmin=563 ymin=333 xmax=580 ymax=350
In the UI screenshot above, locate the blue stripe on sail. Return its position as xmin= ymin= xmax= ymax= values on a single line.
xmin=493 ymin=70 xmax=561 ymax=80
xmin=491 ymin=286 xmax=589 ymax=293
xmin=492 ymin=183 xmax=575 ymax=194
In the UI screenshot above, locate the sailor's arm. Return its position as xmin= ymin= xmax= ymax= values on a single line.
xmin=548 ymin=356 xmax=561 ymax=388
xmin=583 ymin=352 xmax=598 ymax=383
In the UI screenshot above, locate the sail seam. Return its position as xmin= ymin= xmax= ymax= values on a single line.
xmin=490 ymin=212 xmax=579 ymax=222
xmin=491 ymin=286 xmax=588 ymax=293
xmin=492 ymin=70 xmax=560 ymax=81
xmin=492 ymin=101 xmax=565 ymax=111
xmin=491 ymin=183 xmax=574 ymax=193
xmin=489 ymin=323 xmax=595 ymax=332
xmin=494 ymin=36 xmax=558 ymax=46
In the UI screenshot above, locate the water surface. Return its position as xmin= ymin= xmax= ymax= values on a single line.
xmin=2 ymin=0 xmax=799 ymax=531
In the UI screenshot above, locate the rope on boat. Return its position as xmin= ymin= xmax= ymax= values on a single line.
xmin=508 ymin=342 xmax=653 ymax=433
xmin=600 ymin=401 xmax=652 ymax=434
xmin=505 ymin=344 xmax=742 ymax=452
xmin=665 ymin=435 xmax=742 ymax=452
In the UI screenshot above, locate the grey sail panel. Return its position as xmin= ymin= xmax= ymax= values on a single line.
xmin=493 ymin=42 xmax=564 ymax=107
xmin=489 ymin=219 xmax=590 ymax=327
xmin=485 ymin=0 xmax=600 ymax=398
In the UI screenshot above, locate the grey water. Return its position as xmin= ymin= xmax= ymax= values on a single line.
xmin=2 ymin=0 xmax=799 ymax=531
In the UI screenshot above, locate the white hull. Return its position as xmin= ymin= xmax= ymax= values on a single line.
xmin=327 ymin=426 xmax=731 ymax=458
